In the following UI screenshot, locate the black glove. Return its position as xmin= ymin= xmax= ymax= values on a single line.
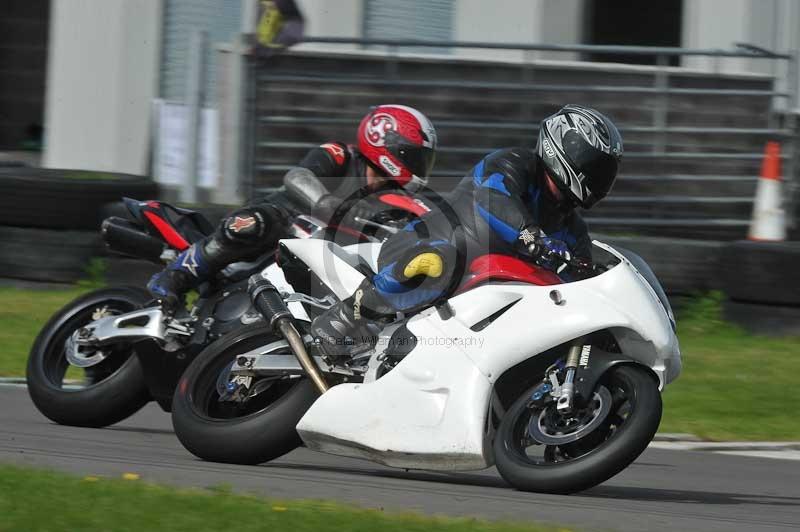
xmin=530 ymin=237 xmax=572 ymax=271
xmin=515 ymin=226 xmax=572 ymax=273
xmin=572 ymin=258 xmax=597 ymax=279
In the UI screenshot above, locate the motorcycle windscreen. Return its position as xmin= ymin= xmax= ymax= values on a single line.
xmin=610 ymin=246 xmax=675 ymax=330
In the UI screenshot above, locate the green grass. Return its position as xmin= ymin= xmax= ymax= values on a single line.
xmin=660 ymin=292 xmax=800 ymax=441
xmin=0 ymin=287 xmax=798 ymax=441
xmin=0 ymin=286 xmax=88 ymax=378
xmin=0 ymin=465 xmax=569 ymax=532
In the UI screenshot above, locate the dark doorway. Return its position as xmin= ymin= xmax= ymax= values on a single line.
xmin=0 ymin=0 xmax=50 ymax=152
xmin=585 ymin=0 xmax=683 ymax=66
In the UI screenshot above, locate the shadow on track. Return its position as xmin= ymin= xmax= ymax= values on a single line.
xmin=580 ymin=485 xmax=800 ymax=507
xmin=265 ymin=461 xmax=800 ymax=507
xmin=107 ymin=426 xmax=175 ymax=436
xmin=263 ymin=461 xmax=511 ymax=489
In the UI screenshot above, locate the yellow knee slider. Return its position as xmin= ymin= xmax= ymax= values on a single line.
xmin=403 ymin=252 xmax=444 ymax=279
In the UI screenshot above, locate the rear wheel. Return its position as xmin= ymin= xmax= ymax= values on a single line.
xmin=26 ymin=287 xmax=152 ymax=427
xmin=493 ymin=364 xmax=661 ymax=494
xmin=171 ymin=325 xmax=319 ymax=465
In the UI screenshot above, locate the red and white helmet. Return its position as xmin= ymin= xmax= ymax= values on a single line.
xmin=357 ymin=104 xmax=437 ymax=187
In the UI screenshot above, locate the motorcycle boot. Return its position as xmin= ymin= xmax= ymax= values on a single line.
xmin=310 ymin=280 xmax=395 ymax=359
xmin=147 ymin=243 xmax=211 ymax=308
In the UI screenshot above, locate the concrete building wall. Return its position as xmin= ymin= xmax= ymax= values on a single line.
xmin=539 ymin=0 xmax=586 ymax=61
xmin=682 ymin=0 xmax=799 ymax=109
xmin=44 ymin=0 xmax=162 ymax=175
xmin=453 ymin=0 xmax=538 ymax=61
xmin=780 ymin=0 xmax=800 ymax=109
xmin=296 ymin=0 xmax=363 ymax=37
xmin=41 ymin=0 xmax=800 ymax=182
xmin=290 ymin=0 xmax=587 ymax=60
xmin=290 ymin=0 xmax=798 ymax=108
xmin=452 ymin=0 xmax=585 ymax=61
xmin=682 ymin=0 xmax=752 ymax=73
xmin=294 ymin=0 xmax=363 ymax=52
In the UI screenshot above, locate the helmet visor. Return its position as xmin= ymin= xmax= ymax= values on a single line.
xmin=562 ymin=130 xmax=619 ymax=207
xmin=385 ymin=130 xmax=436 ymax=178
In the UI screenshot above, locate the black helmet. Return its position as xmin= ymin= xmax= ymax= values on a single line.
xmin=537 ymin=105 xmax=623 ymax=209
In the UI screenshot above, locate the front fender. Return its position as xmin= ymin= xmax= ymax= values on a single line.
xmin=573 ymin=349 xmax=655 ymax=404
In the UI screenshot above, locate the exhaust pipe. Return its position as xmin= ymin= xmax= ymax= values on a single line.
xmin=249 ymin=274 xmax=329 ymax=394
xmin=101 ymin=217 xmax=165 ymax=262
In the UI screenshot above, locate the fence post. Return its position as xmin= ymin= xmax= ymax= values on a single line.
xmin=786 ymin=51 xmax=799 ymax=229
xmin=240 ymin=0 xmax=259 ymax=200
xmin=386 ymin=44 xmax=399 ymax=81
xmin=244 ymin=52 xmax=259 ymax=200
xmin=182 ymin=29 xmax=207 ymax=204
xmin=652 ymin=54 xmax=669 ymax=154
xmin=217 ymin=34 xmax=248 ymax=205
xmin=521 ymin=49 xmax=536 ymax=145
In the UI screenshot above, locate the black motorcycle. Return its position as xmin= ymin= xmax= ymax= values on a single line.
xmin=26 ymin=194 xmax=415 ymax=427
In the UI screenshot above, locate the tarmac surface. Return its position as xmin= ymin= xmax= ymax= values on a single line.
xmin=1 ymin=386 xmax=799 ymax=532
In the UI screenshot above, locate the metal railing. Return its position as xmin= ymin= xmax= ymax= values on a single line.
xmin=299 ymin=37 xmax=793 ymax=60
xmin=246 ymin=37 xmax=799 ymax=238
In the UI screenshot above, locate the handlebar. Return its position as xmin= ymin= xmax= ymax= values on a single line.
xmin=353 ymin=216 xmax=400 ymax=235
xmin=531 ymin=244 xmax=603 ymax=279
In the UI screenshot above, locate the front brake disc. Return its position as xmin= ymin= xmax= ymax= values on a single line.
xmin=528 ymin=385 xmax=612 ymax=445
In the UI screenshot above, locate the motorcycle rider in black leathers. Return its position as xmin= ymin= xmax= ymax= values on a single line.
xmin=310 ymin=105 xmax=624 ymax=359
xmin=148 ymin=105 xmax=438 ymax=306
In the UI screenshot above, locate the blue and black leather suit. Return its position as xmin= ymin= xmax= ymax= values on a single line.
xmin=362 ymin=147 xmax=593 ymax=315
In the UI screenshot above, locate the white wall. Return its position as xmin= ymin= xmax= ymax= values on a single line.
xmin=453 ymin=0 xmax=539 ymax=61
xmin=682 ymin=0 xmax=798 ymax=74
xmin=682 ymin=0 xmax=800 ymax=109
xmin=292 ymin=0 xmax=586 ymax=62
xmin=682 ymin=0 xmax=753 ymax=73
xmin=44 ymin=0 xmax=162 ymax=175
xmin=779 ymin=0 xmax=800 ymax=109
xmin=539 ymin=0 xmax=586 ymax=61
xmin=293 ymin=0 xmax=363 ymax=52
xmin=453 ymin=0 xmax=586 ymax=62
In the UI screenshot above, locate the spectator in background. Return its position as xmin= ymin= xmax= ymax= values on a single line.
xmin=255 ymin=0 xmax=305 ymax=56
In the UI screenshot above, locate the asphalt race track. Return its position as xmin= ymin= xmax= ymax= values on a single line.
xmin=1 ymin=386 xmax=798 ymax=532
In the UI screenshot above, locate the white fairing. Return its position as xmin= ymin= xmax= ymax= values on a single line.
xmin=279 ymin=239 xmax=369 ymax=300
xmin=267 ymin=240 xmax=381 ymax=321
xmin=342 ymin=241 xmax=383 ymax=273
xmin=293 ymin=240 xmax=681 ymax=471
xmin=260 ymin=261 xmax=310 ymax=321
xmin=297 ymin=316 xmax=493 ymax=470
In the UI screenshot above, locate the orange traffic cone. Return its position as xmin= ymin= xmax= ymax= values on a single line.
xmin=748 ymin=141 xmax=786 ymax=241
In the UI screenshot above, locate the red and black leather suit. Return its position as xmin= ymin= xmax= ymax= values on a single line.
xmin=147 ymin=142 xmax=422 ymax=303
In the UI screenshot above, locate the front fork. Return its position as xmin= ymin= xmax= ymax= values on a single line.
xmin=556 ymin=338 xmax=585 ymax=414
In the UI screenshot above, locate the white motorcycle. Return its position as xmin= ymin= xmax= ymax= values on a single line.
xmin=171 ymin=237 xmax=681 ymax=494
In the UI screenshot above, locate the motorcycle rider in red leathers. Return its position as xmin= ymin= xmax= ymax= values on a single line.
xmin=148 ymin=105 xmax=439 ymax=306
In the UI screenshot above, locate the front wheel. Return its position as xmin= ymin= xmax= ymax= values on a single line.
xmin=171 ymin=325 xmax=319 ymax=465
xmin=26 ymin=287 xmax=152 ymax=427
xmin=493 ymin=364 xmax=661 ymax=494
